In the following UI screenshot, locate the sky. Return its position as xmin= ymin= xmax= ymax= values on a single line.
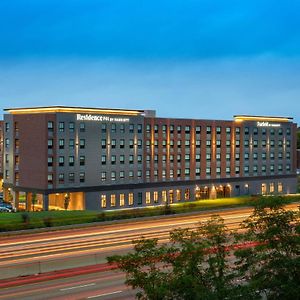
xmin=0 ymin=0 xmax=300 ymax=123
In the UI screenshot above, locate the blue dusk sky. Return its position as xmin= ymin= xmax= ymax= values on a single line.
xmin=0 ymin=0 xmax=300 ymax=123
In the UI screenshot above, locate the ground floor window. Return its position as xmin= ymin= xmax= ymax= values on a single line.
xmin=269 ymin=183 xmax=275 ymax=193
xmin=111 ymin=194 xmax=116 ymax=207
xmin=146 ymin=192 xmax=151 ymax=204
xmin=120 ymin=194 xmax=125 ymax=206
xmin=154 ymin=191 xmax=158 ymax=203
xmin=176 ymin=189 xmax=181 ymax=201
xmin=128 ymin=193 xmax=134 ymax=205
xmin=101 ymin=195 xmax=106 ymax=208
xmin=169 ymin=190 xmax=174 ymax=203
xmin=278 ymin=182 xmax=283 ymax=193
xmin=162 ymin=191 xmax=167 ymax=202
xmin=184 ymin=189 xmax=190 ymax=200
xmin=261 ymin=183 xmax=267 ymax=195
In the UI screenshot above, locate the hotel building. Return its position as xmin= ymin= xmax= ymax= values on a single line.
xmin=1 ymin=106 xmax=297 ymax=211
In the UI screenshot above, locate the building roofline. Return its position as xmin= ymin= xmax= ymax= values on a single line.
xmin=234 ymin=115 xmax=293 ymax=122
xmin=4 ymin=105 xmax=155 ymax=116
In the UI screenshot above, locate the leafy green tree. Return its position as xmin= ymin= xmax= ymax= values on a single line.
xmin=108 ymin=216 xmax=244 ymax=300
xmin=234 ymin=197 xmax=300 ymax=299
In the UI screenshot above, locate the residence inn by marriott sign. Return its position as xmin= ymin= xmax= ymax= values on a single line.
xmin=76 ymin=113 xmax=130 ymax=123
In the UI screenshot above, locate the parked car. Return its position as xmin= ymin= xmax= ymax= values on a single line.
xmin=0 ymin=201 xmax=16 ymax=212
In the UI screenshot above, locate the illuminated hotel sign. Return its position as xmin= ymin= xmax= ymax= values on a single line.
xmin=76 ymin=114 xmax=130 ymax=123
xmin=257 ymin=121 xmax=281 ymax=128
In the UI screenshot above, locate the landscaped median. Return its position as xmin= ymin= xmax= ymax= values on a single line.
xmin=0 ymin=195 xmax=299 ymax=232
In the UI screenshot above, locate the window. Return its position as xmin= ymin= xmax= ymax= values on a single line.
xmin=270 ymin=140 xmax=275 ymax=147
xmin=176 ymin=190 xmax=181 ymax=201
xmin=101 ymin=139 xmax=106 ymax=149
xmin=286 ymin=152 xmax=290 ymax=159
xmin=120 ymin=139 xmax=125 ymax=149
xmin=162 ymin=169 xmax=166 ymax=178
xmin=216 ymin=140 xmax=221 ymax=148
xmin=80 ymin=172 xmax=85 ymax=183
xmin=128 ymin=193 xmax=134 ymax=205
xmin=170 ymin=125 xmax=174 ymax=133
xmin=59 ymin=156 xmax=64 ymax=166
xmin=177 ymin=169 xmax=181 ymax=178
xmin=80 ymin=156 xmax=85 ymax=166
xmin=59 ymin=122 xmax=65 ymax=132
xmin=101 ymin=172 xmax=106 ymax=181
xmin=177 ymin=140 xmax=181 ymax=148
xmin=129 ymin=155 xmax=134 ymax=164
xmin=196 ymin=126 xmax=201 ymax=134
xmin=120 ymin=194 xmax=125 ymax=206
xmin=5 ymin=122 xmax=9 ymax=132
xmin=216 ymin=126 xmax=221 ymax=134
xmin=278 ymin=182 xmax=283 ymax=193
xmin=138 ymin=192 xmax=143 ymax=205
xmin=48 ymin=121 xmax=54 ymax=131
xmin=129 ymin=170 xmax=134 ymax=178
xmin=261 ymin=183 xmax=267 ymax=195
xmin=270 ymin=128 xmax=275 ymax=135
xmin=59 ymin=139 xmax=64 ymax=149
xmin=253 ymin=140 xmax=258 ymax=147
xmin=226 ymin=167 xmax=230 ymax=174
xmin=111 ymin=139 xmax=116 ymax=149
xmin=253 ymin=128 xmax=258 ymax=135
xmin=226 ymin=140 xmax=231 ymax=147
xmin=120 ymin=155 xmax=125 ymax=164
xmin=79 ymin=123 xmax=85 ymax=132
xmin=235 ymin=127 xmax=240 ymax=134
xmin=286 ymin=128 xmax=291 ymax=135
xmin=69 ymin=139 xmax=75 ymax=149
xmin=111 ymin=155 xmax=116 ymax=165
xmin=138 ymin=139 xmax=142 ymax=149
xmin=101 ymin=195 xmax=106 ymax=208
xmin=185 ymin=140 xmax=190 ymax=147
xmin=69 ymin=173 xmax=75 ymax=182
xmin=185 ymin=126 xmax=190 ymax=133
xmin=278 ymin=128 xmax=283 ymax=135
xmin=244 ymin=127 xmax=249 ymax=135
xmin=206 ymin=140 xmax=211 ymax=147
xmin=47 ymin=174 xmax=53 ymax=184
xmin=146 ymin=192 xmax=151 ymax=204
xmin=177 ymin=125 xmax=181 ymax=133
xmin=170 ymin=169 xmax=174 ymax=178
xmin=69 ymin=156 xmax=75 ymax=166
xmin=80 ymin=139 xmax=85 ymax=149
xmin=137 ymin=124 xmax=142 ymax=133
xmin=235 ymin=140 xmax=240 ymax=147
xmin=111 ymin=123 xmax=116 ymax=133
xmin=48 ymin=157 xmax=53 ymax=167
xmin=48 ymin=139 xmax=53 ymax=149
xmin=129 ymin=124 xmax=134 ymax=133
xmin=101 ymin=123 xmax=107 ymax=133
xmin=154 ymin=125 xmax=159 ymax=133
xmin=235 ymin=153 xmax=240 ymax=161
xmin=196 ymin=154 xmax=201 ymax=162
xmin=185 ymin=154 xmax=190 ymax=161
xmin=101 ymin=155 xmax=106 ymax=165
xmin=244 ymin=153 xmax=249 ymax=160
xmin=235 ymin=166 xmax=240 ymax=174
xmin=154 ymin=191 xmax=158 ymax=203
xmin=162 ymin=191 xmax=167 ymax=202
xmin=262 ymin=140 xmax=266 ymax=147
xmin=226 ymin=153 xmax=230 ymax=161
xmin=69 ymin=122 xmax=75 ymax=132
xmin=244 ymin=166 xmax=249 ymax=173
xmin=137 ymin=170 xmax=142 ymax=178
xmin=196 ymin=140 xmax=201 ymax=148
xmin=184 ymin=189 xmax=190 ymax=200
xmin=196 ymin=168 xmax=201 ymax=176
xmin=120 ymin=124 xmax=125 ymax=133
xmin=129 ymin=139 xmax=134 ymax=148
xmin=253 ymin=152 xmax=258 ymax=160
xmin=262 ymin=165 xmax=266 ymax=172
xmin=120 ymin=171 xmax=125 ymax=179
xmin=262 ymin=153 xmax=267 ymax=160
xmin=110 ymin=195 xmax=116 ymax=207
xmin=206 ymin=153 xmax=211 ymax=161
xmin=216 ymin=153 xmax=221 ymax=161
xmin=185 ymin=168 xmax=190 ymax=176
xmin=58 ymin=173 xmax=64 ymax=184
xmin=111 ymin=171 xmax=116 ymax=181
xmin=206 ymin=167 xmax=211 ymax=175
xmin=146 ymin=124 xmax=151 ymax=133
xmin=270 ymin=152 xmax=275 ymax=160
xmin=226 ymin=127 xmax=231 ymax=134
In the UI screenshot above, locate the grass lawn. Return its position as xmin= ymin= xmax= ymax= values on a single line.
xmin=0 ymin=194 xmax=299 ymax=232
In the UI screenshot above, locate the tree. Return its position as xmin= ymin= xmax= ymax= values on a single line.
xmin=31 ymin=193 xmax=37 ymax=212
xmin=234 ymin=197 xmax=300 ymax=299
xmin=108 ymin=216 xmax=244 ymax=300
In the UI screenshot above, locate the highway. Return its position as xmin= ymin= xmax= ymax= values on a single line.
xmin=0 ymin=203 xmax=299 ymax=280
xmin=0 ymin=269 xmax=135 ymax=300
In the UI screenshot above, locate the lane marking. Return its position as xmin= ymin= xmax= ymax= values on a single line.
xmin=59 ymin=283 xmax=95 ymax=291
xmin=87 ymin=290 xmax=123 ymax=298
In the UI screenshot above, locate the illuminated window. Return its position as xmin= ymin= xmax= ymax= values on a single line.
xmin=101 ymin=195 xmax=106 ymax=208
xmin=278 ymin=182 xmax=283 ymax=193
xmin=162 ymin=191 xmax=167 ymax=202
xmin=128 ymin=193 xmax=134 ymax=205
xmin=261 ymin=183 xmax=267 ymax=195
xmin=184 ymin=189 xmax=190 ymax=200
xmin=120 ymin=194 xmax=125 ymax=206
xmin=154 ymin=191 xmax=158 ymax=203
xmin=146 ymin=192 xmax=151 ymax=204
xmin=110 ymin=195 xmax=116 ymax=207
xmin=270 ymin=183 xmax=274 ymax=193
xmin=176 ymin=189 xmax=181 ymax=201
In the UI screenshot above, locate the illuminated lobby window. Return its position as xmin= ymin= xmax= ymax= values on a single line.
xmin=184 ymin=189 xmax=190 ymax=200
xmin=261 ymin=183 xmax=267 ymax=195
xmin=120 ymin=194 xmax=125 ymax=206
xmin=278 ymin=182 xmax=283 ymax=193
xmin=270 ymin=183 xmax=275 ymax=193
xmin=154 ymin=191 xmax=158 ymax=203
xmin=162 ymin=191 xmax=167 ymax=202
xmin=176 ymin=189 xmax=181 ymax=201
xmin=110 ymin=195 xmax=116 ymax=207
xmin=101 ymin=195 xmax=106 ymax=208
xmin=146 ymin=192 xmax=151 ymax=204
xmin=128 ymin=193 xmax=134 ymax=205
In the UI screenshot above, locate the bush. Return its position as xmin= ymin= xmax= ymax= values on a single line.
xmin=43 ymin=216 xmax=53 ymax=227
